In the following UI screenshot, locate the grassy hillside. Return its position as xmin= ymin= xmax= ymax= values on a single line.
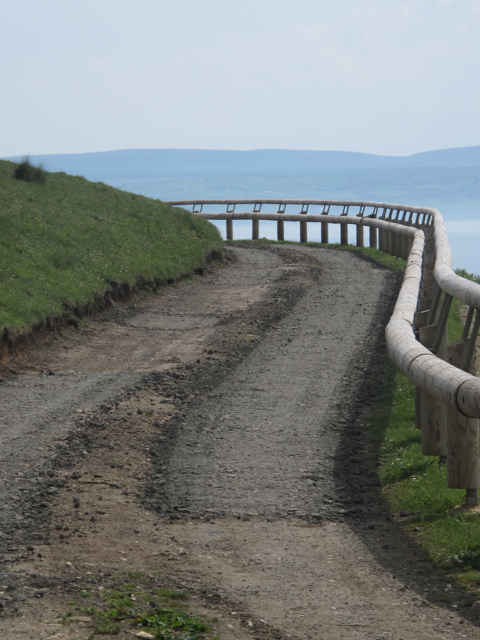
xmin=0 ymin=160 xmax=222 ymax=340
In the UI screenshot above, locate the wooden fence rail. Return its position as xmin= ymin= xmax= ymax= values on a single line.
xmin=167 ymin=199 xmax=480 ymax=506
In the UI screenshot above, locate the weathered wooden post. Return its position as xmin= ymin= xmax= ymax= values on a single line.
xmin=403 ymin=216 xmax=413 ymax=260
xmin=445 ymin=321 xmax=480 ymax=505
xmin=252 ymin=219 xmax=259 ymax=240
xmin=386 ymin=230 xmax=393 ymax=255
xmin=340 ymin=205 xmax=349 ymax=245
xmin=426 ymin=282 xmax=441 ymax=322
xmin=401 ymin=213 xmax=412 ymax=259
xmin=369 ymin=225 xmax=377 ymax=249
xmin=356 ymin=207 xmax=365 ymax=247
xmin=225 ymin=203 xmax=235 ymax=241
xmin=378 ymin=227 xmax=385 ymax=252
xmin=399 ymin=232 xmax=406 ymax=259
xmin=414 ymin=232 xmax=438 ymax=436
xmin=299 ymin=220 xmax=307 ymax=242
xmin=321 ymin=205 xmax=330 ymax=244
xmin=226 ymin=219 xmax=233 ymax=241
xmin=418 ymin=289 xmax=453 ymax=458
xmin=277 ymin=220 xmax=284 ymax=241
xmin=415 ymin=224 xmax=447 ymax=455
xmin=391 ymin=231 xmax=398 ymax=257
xmin=418 ymin=321 xmax=448 ymax=458
xmin=356 ymin=224 xmax=364 ymax=247
xmin=277 ymin=203 xmax=285 ymax=242
xmin=299 ymin=203 xmax=308 ymax=243
xmin=321 ymin=220 xmax=329 ymax=244
xmin=251 ymin=202 xmax=262 ymax=240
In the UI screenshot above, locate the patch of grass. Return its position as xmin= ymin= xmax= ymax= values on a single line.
xmin=369 ymin=363 xmax=466 ymax=514
xmin=325 ymin=242 xmax=407 ymax=272
xmin=0 ymin=160 xmax=222 ymax=338
xmin=64 ymin=582 xmax=219 ymax=639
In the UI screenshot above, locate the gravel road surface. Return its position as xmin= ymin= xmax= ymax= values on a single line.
xmin=1 ymin=244 xmax=480 ymax=640
xmin=151 ymin=246 xmax=394 ymax=522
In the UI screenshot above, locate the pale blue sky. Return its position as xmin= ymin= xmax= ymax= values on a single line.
xmin=2 ymin=0 xmax=480 ymax=157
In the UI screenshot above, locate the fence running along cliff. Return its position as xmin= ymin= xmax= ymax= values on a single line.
xmin=167 ymin=199 xmax=480 ymax=506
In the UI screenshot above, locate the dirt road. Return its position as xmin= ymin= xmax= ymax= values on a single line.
xmin=1 ymin=244 xmax=479 ymax=639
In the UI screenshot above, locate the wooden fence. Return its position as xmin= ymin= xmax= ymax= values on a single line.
xmin=167 ymin=199 xmax=480 ymax=506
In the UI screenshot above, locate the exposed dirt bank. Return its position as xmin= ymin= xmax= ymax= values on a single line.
xmin=0 ymin=245 xmax=479 ymax=639
xmin=0 ymin=246 xmax=223 ymax=364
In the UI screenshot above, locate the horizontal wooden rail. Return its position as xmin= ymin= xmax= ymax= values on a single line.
xmin=167 ymin=198 xmax=480 ymax=505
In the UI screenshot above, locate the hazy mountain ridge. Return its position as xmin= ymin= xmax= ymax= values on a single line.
xmin=11 ymin=145 xmax=480 ymax=180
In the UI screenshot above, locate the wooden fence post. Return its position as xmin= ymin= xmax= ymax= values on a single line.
xmin=391 ymin=231 xmax=398 ymax=257
xmin=445 ymin=339 xmax=479 ymax=500
xmin=356 ymin=224 xmax=364 ymax=248
xmin=422 ymin=266 xmax=435 ymax=293
xmin=226 ymin=219 xmax=233 ymax=241
xmin=300 ymin=219 xmax=308 ymax=243
xmin=418 ymin=323 xmax=448 ymax=457
xmin=340 ymin=222 xmax=348 ymax=245
xmin=369 ymin=226 xmax=377 ymax=249
xmin=321 ymin=221 xmax=329 ymax=244
xmin=252 ymin=219 xmax=259 ymax=240
xmin=277 ymin=220 xmax=284 ymax=242
xmin=386 ymin=231 xmax=392 ymax=255
xmin=378 ymin=228 xmax=385 ymax=252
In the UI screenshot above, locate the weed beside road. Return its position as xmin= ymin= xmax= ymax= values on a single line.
xmin=62 ymin=576 xmax=219 ymax=639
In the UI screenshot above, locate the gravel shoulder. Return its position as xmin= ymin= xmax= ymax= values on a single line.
xmin=1 ymin=244 xmax=479 ymax=640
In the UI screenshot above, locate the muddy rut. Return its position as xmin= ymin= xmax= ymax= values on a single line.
xmin=0 ymin=245 xmax=479 ymax=640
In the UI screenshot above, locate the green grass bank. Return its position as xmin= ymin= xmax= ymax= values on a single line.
xmin=0 ymin=160 xmax=222 ymax=350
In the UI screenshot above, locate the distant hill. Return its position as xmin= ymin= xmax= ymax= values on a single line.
xmin=4 ymin=146 xmax=478 ymax=210
xmin=11 ymin=146 xmax=480 ymax=182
